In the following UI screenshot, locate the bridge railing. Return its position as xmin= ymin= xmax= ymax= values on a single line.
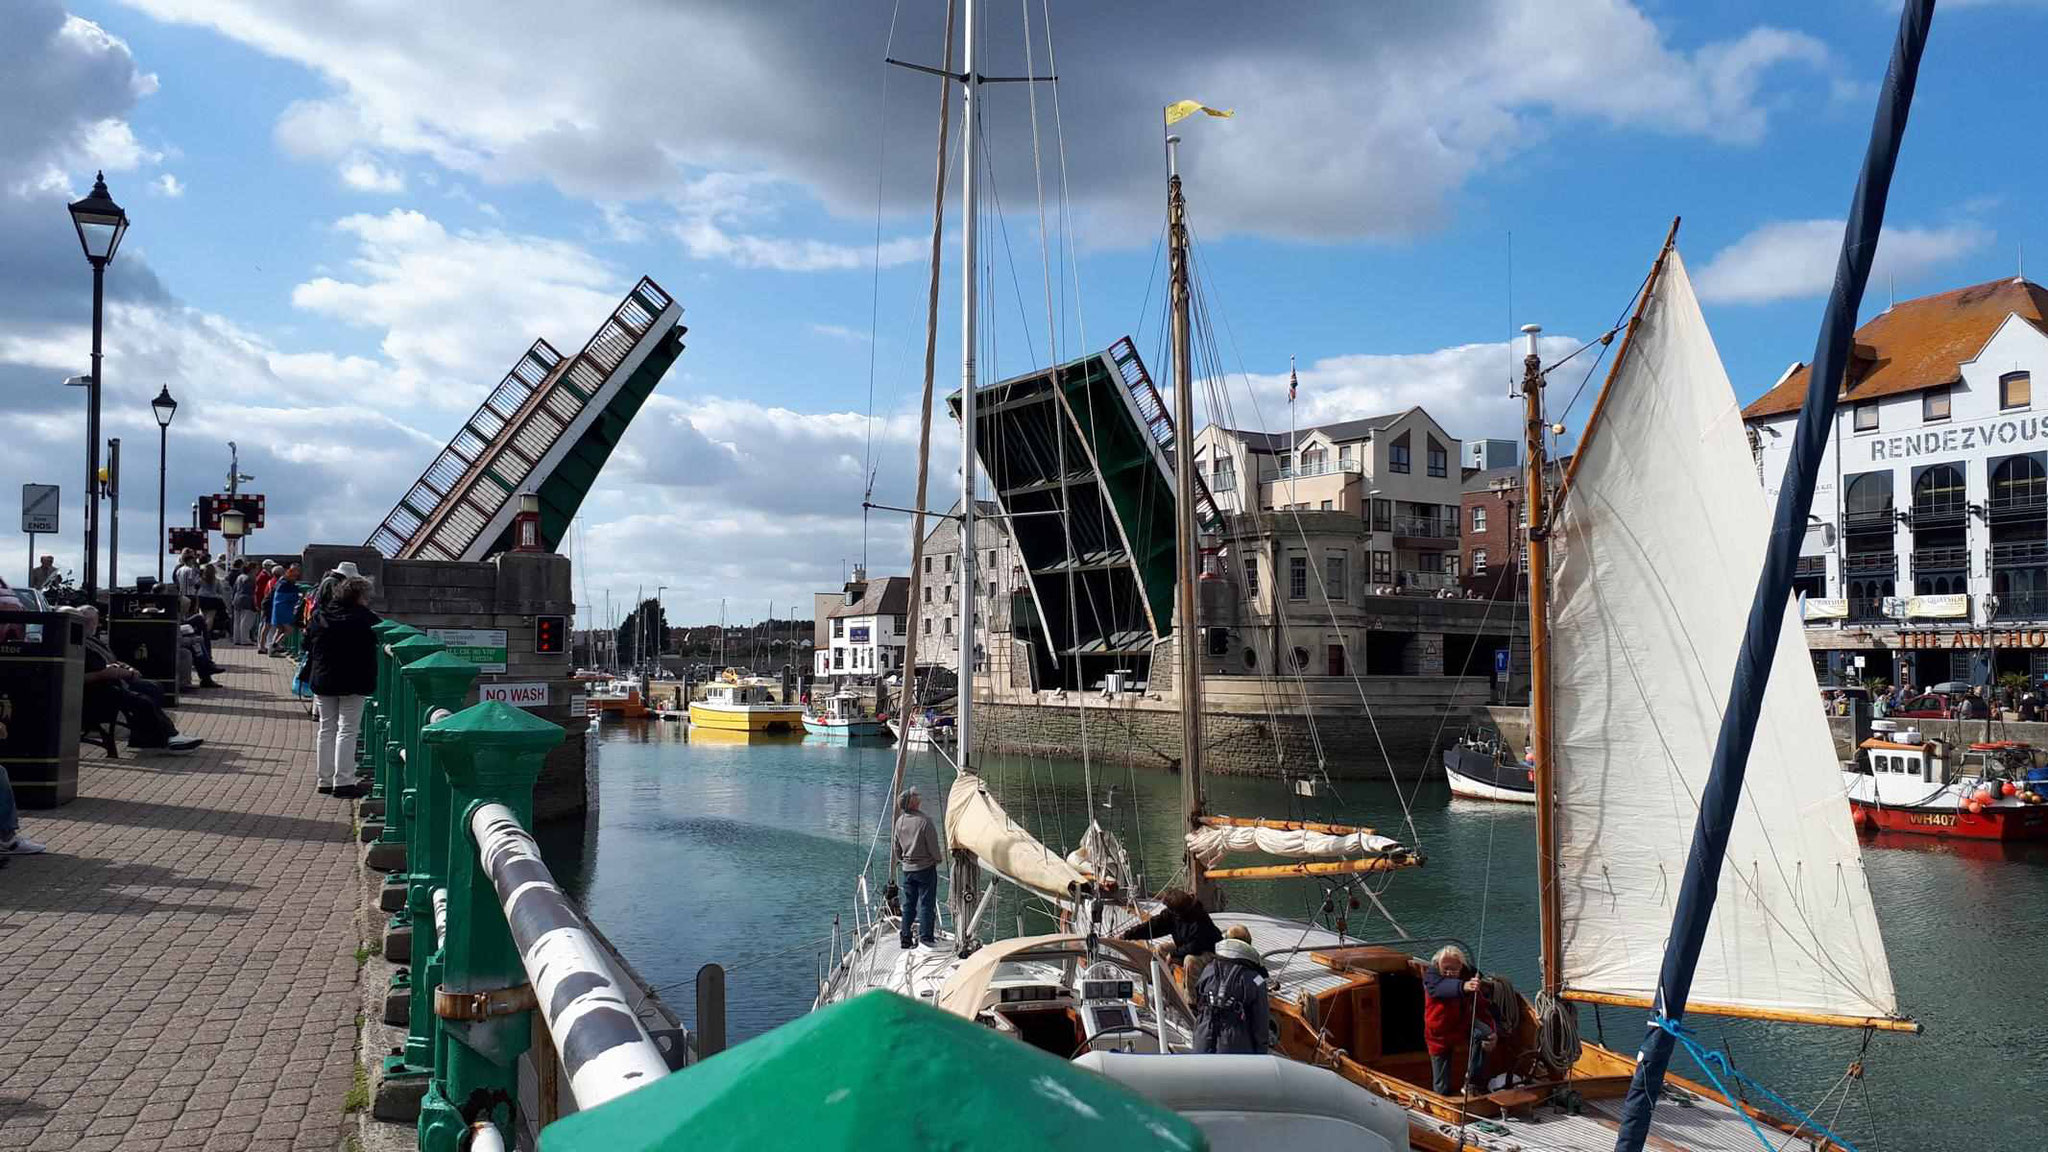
xmin=359 ymin=619 xmax=678 ymax=1151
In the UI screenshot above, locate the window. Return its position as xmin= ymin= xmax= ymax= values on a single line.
xmin=892 ymin=613 xmax=907 ymax=632
xmin=1371 ymin=550 xmax=1393 ymax=579
xmin=1320 ymin=499 xmax=1333 ymax=511
xmin=1923 ymin=386 xmax=1950 ymax=422
xmin=1339 ymin=445 xmax=1354 ymax=467
xmin=1244 ymin=558 xmax=1260 ymax=599
xmin=1427 ymin=439 xmax=1448 ymax=478
xmin=1474 ymin=549 xmax=1489 ymax=574
xmin=923 ymin=555 xmax=932 ymax=573
xmin=833 ymin=650 xmax=844 ymax=669
xmin=923 ymin=586 xmax=931 ymax=604
xmin=1326 ymin=554 xmax=1347 ymax=598
xmin=1444 ymin=554 xmax=1460 ymax=579
xmin=1292 ymin=646 xmax=1310 ymax=671
xmin=1244 ymin=647 xmax=1258 ymax=669
xmin=985 ymin=550 xmax=995 ymax=568
xmin=944 ymin=584 xmax=954 ymax=602
xmin=943 ymin=618 xmax=954 ymax=635
xmin=944 ymin=554 xmax=954 ymax=573
xmin=1390 ymin=443 xmax=1411 ymax=473
xmin=1300 ymin=446 xmax=1327 ymax=473
xmin=832 ymin=618 xmax=844 ymax=638
xmin=2003 ymin=372 xmax=2032 ymax=411
xmin=1289 ymin=555 xmax=1308 ymax=600
xmin=1371 ymin=499 xmax=1392 ymax=532
xmin=923 ymin=618 xmax=931 ymax=635
xmin=1853 ymin=402 xmax=1879 ymax=432
xmin=1472 ymin=506 xmax=1487 ymax=534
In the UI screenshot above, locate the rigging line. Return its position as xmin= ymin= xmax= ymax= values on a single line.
xmin=1189 ymin=231 xmax=1429 ymax=844
xmin=975 ymin=114 xmax=1044 ymax=372
xmin=1556 ymin=487 xmax=1892 ymax=1007
xmin=1037 ymin=0 xmax=1084 ymax=358
xmin=860 ymin=0 xmax=908 ymax=573
xmin=1554 ymin=259 xmax=1659 ymax=422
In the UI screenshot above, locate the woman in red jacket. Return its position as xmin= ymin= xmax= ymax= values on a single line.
xmin=1422 ymin=944 xmax=1495 ymax=1095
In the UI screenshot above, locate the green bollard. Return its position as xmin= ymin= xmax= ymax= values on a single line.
xmin=399 ymin=652 xmax=481 ymax=1077
xmin=417 ymin=701 xmax=565 ymax=1152
xmin=376 ymin=635 xmax=445 ymax=854
xmin=370 ymin=624 xmax=422 ymax=803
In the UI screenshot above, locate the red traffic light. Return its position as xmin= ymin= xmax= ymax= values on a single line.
xmin=535 ymin=614 xmax=566 ymax=655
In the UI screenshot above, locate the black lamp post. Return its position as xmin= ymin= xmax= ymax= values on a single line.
xmin=152 ymin=384 xmax=177 ymax=581
xmin=67 ymin=172 xmax=130 ymax=597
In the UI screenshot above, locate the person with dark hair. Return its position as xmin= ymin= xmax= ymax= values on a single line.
xmin=266 ymin=563 xmax=304 ymax=657
xmin=69 ymin=606 xmax=203 ymax=755
xmin=305 ymin=575 xmax=380 ymax=797
xmin=1118 ymin=887 xmax=1223 ymax=986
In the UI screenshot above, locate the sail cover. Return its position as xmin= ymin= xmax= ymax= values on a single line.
xmin=1548 ymin=252 xmax=1898 ymax=1021
xmin=1185 ymin=824 xmax=1404 ymax=866
xmin=945 ymin=774 xmax=1089 ymax=903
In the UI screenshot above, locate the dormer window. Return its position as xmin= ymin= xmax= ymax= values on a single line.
xmin=2002 ymin=371 xmax=2031 ymax=411
xmin=1853 ymin=402 xmax=1878 ymax=432
xmin=1922 ymin=386 xmax=1951 ymax=423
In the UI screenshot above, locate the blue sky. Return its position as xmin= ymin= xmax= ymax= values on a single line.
xmin=4 ymin=0 xmax=2044 ymax=621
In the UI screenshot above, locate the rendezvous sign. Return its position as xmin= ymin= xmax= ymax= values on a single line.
xmin=1865 ymin=414 xmax=2048 ymax=462
xmin=426 ymin=627 xmax=508 ymax=674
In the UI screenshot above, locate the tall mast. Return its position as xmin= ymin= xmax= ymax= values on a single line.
xmin=1167 ymin=134 xmax=1210 ymax=906
xmin=954 ymin=0 xmax=980 ymax=773
xmin=1521 ymin=324 xmax=1561 ymax=1002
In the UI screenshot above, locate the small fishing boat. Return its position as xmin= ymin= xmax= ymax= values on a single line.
xmin=689 ymin=673 xmax=803 ymax=733
xmin=804 ymin=690 xmax=890 ymax=739
xmin=1440 ymin=728 xmax=1535 ymax=803
xmin=885 ymin=711 xmax=955 ymax=747
xmin=590 ymin=679 xmax=651 ymax=720
xmin=1844 ymin=728 xmax=2048 ymax=840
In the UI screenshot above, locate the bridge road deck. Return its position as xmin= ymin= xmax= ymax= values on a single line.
xmin=0 ymin=646 xmax=361 ymax=1151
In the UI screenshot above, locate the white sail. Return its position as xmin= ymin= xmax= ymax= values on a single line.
xmin=1548 ymin=251 xmax=1899 ymax=1021
xmin=1186 ymin=825 xmax=1404 ymax=866
xmin=945 ymin=773 xmax=1089 ymax=903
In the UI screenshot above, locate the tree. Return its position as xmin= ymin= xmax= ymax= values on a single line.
xmin=615 ymin=598 xmax=671 ymax=667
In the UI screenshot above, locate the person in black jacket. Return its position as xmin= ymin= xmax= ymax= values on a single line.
xmin=1193 ymin=936 xmax=1271 ymax=1054
xmin=1118 ymin=887 xmax=1223 ymax=986
xmin=304 ymin=575 xmax=380 ymax=797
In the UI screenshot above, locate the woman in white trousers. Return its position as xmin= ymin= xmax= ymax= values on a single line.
xmin=302 ymin=571 xmax=380 ymax=797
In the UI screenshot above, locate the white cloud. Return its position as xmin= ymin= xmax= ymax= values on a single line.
xmin=339 ymin=155 xmax=404 ymax=192
xmin=152 ymin=172 xmax=183 ymax=196
xmin=673 ymin=215 xmax=924 ymax=272
xmin=809 ymin=323 xmax=870 ymax=343
xmin=1695 ymin=218 xmax=1994 ymax=305
xmin=289 ymin=209 xmax=621 ymax=404
xmin=116 ymin=0 xmax=1837 ymax=244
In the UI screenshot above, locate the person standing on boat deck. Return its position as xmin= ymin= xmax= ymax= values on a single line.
xmin=1193 ymin=933 xmax=1270 ymax=1055
xmin=1423 ymin=945 xmax=1495 ymax=1096
xmin=893 ymin=787 xmax=941 ymax=950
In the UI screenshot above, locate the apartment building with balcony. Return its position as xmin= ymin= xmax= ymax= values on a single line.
xmin=1744 ymin=276 xmax=2048 ymax=688
xmin=1191 ymin=407 xmax=1467 ymax=590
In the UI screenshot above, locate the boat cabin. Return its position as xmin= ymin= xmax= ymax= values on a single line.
xmin=703 ymin=682 xmax=779 ymax=708
xmin=818 ymin=692 xmax=868 ymax=722
xmin=935 ymin=936 xmax=1187 ymax=1060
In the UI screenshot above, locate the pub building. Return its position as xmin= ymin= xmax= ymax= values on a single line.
xmin=1744 ymin=276 xmax=2048 ymax=691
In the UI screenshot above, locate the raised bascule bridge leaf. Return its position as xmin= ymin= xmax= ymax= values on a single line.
xmin=367 ymin=276 xmax=686 ymax=561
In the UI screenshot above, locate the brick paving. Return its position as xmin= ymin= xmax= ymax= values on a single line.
xmin=0 ymin=645 xmax=362 ymax=1152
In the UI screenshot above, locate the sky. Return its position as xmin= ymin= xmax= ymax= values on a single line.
xmin=2 ymin=0 xmax=2044 ymax=624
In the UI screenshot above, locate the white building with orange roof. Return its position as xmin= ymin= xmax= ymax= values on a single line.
xmin=1743 ymin=276 xmax=2048 ymax=690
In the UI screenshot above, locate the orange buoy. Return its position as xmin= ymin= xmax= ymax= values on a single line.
xmin=2002 ymin=781 xmax=2018 ymax=797
xmin=1975 ymin=787 xmax=1996 ymax=805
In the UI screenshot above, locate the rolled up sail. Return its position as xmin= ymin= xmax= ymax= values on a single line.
xmin=1186 ymin=823 xmax=1406 ymax=866
xmin=1547 ymin=251 xmax=1899 ymax=1023
xmin=945 ymin=773 xmax=1089 ymax=903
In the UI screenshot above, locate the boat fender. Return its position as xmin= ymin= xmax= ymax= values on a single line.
xmin=1965 ymin=800 xmax=1981 ymax=814
xmin=2002 ymin=781 xmax=2018 ymax=797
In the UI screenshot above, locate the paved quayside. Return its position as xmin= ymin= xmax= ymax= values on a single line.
xmin=0 ymin=646 xmax=362 ymax=1151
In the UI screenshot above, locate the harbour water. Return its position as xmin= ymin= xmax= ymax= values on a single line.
xmin=549 ymin=722 xmax=2048 ymax=1151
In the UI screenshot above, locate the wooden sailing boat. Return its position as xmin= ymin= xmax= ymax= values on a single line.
xmin=1137 ymin=126 xmax=1915 ymax=1145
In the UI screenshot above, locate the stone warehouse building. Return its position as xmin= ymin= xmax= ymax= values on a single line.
xmin=1744 ymin=276 xmax=2048 ymax=688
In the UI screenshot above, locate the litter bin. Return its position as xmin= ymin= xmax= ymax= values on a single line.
xmin=107 ymin=590 xmax=182 ymax=707
xmin=0 ymin=610 xmax=85 ymax=809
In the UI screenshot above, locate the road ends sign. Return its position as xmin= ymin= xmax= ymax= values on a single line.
xmin=21 ymin=484 xmax=59 ymax=534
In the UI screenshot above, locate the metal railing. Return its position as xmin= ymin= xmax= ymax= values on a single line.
xmin=1994 ymin=592 xmax=2048 ymax=618
xmin=1991 ymin=540 xmax=2048 ymax=567
xmin=1107 ymin=335 xmax=1222 ymax=530
xmin=1989 ymin=492 xmax=2048 ymax=518
xmin=1842 ymin=506 xmax=1896 ymax=532
xmin=1848 ymin=597 xmax=1892 ymax=622
xmin=1262 ymin=460 xmax=1360 ymax=481
xmin=359 ymin=620 xmax=679 ymax=1151
xmin=1844 ymin=551 xmax=1897 ymax=575
xmin=1911 ymin=546 xmax=1970 ymax=574
xmin=1391 ymin=515 xmax=1457 ymax=539
xmin=1911 ymin=495 xmax=1967 ymax=523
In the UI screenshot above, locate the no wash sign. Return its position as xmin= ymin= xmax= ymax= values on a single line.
xmin=480 ymin=682 xmax=549 ymax=709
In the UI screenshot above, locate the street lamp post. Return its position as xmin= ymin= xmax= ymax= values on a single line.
xmin=152 ymin=385 xmax=177 ymax=581
xmin=105 ymin=438 xmax=120 ymax=589
xmin=67 ymin=172 xmax=129 ymax=598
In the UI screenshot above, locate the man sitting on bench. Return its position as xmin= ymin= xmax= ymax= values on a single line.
xmin=68 ymin=607 xmax=203 ymax=755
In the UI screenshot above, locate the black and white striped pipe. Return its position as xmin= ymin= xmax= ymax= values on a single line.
xmin=471 ymin=803 xmax=670 ymax=1108
xmin=432 ymin=887 xmax=448 ymax=942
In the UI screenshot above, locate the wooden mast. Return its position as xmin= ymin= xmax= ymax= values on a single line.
xmin=1522 ymin=324 xmax=1563 ymax=1003
xmin=1168 ymin=133 xmax=1212 ymax=907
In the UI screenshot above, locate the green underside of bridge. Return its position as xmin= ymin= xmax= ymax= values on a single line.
xmin=484 ymin=336 xmax=684 ymax=557
xmin=1052 ymin=354 xmax=1179 ymax=639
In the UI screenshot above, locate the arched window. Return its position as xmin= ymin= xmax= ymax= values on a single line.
xmin=1844 ymin=471 xmax=1893 ymax=521
xmin=1913 ymin=464 xmax=1965 ymax=517
xmin=1992 ymin=455 xmax=2046 ymax=509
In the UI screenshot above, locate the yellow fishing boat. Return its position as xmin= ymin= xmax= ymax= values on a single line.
xmin=688 ymin=675 xmax=803 ymax=733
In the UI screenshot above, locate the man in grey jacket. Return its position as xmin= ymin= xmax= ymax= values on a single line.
xmin=893 ymin=787 xmax=941 ymax=950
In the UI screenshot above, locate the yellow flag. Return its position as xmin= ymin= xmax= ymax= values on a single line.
xmin=1164 ymin=100 xmax=1234 ymax=126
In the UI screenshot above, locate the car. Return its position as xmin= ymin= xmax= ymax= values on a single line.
xmin=1890 ymin=693 xmax=1958 ymax=719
